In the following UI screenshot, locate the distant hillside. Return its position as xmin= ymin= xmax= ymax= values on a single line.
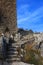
xmin=17 ymin=28 xmax=34 ymax=36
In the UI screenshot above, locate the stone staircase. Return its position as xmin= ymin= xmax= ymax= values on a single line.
xmin=6 ymin=43 xmax=21 ymax=62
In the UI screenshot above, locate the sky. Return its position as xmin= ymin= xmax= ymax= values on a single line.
xmin=16 ymin=0 xmax=43 ymax=32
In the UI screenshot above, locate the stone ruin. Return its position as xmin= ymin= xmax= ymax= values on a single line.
xmin=0 ymin=0 xmax=17 ymax=33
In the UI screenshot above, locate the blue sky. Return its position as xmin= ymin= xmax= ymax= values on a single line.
xmin=17 ymin=0 xmax=43 ymax=32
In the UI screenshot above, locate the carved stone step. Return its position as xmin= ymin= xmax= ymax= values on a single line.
xmin=8 ymin=46 xmax=20 ymax=48
xmin=8 ymin=47 xmax=18 ymax=51
xmin=8 ymin=48 xmax=17 ymax=51
xmin=7 ymin=55 xmax=20 ymax=58
xmin=7 ymin=51 xmax=18 ymax=55
xmin=7 ymin=54 xmax=18 ymax=56
xmin=8 ymin=43 xmax=20 ymax=46
xmin=6 ymin=58 xmax=21 ymax=62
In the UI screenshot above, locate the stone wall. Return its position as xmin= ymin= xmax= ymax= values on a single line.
xmin=0 ymin=0 xmax=17 ymax=33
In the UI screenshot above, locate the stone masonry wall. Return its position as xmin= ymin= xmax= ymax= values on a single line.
xmin=0 ymin=0 xmax=17 ymax=33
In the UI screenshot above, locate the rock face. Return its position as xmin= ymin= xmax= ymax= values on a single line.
xmin=0 ymin=0 xmax=17 ymax=33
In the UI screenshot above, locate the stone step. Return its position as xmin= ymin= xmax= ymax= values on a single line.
xmin=9 ymin=43 xmax=20 ymax=46
xmin=12 ymin=44 xmax=20 ymax=47
xmin=8 ymin=43 xmax=20 ymax=48
xmin=7 ymin=53 xmax=19 ymax=57
xmin=8 ymin=47 xmax=17 ymax=51
xmin=6 ymin=58 xmax=21 ymax=62
xmin=7 ymin=56 xmax=20 ymax=60
xmin=8 ymin=46 xmax=20 ymax=48
xmin=7 ymin=51 xmax=18 ymax=55
xmin=8 ymin=47 xmax=20 ymax=52
xmin=8 ymin=47 xmax=19 ymax=50
xmin=7 ymin=55 xmax=20 ymax=58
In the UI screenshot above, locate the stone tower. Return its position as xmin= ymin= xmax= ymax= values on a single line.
xmin=0 ymin=0 xmax=17 ymax=33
